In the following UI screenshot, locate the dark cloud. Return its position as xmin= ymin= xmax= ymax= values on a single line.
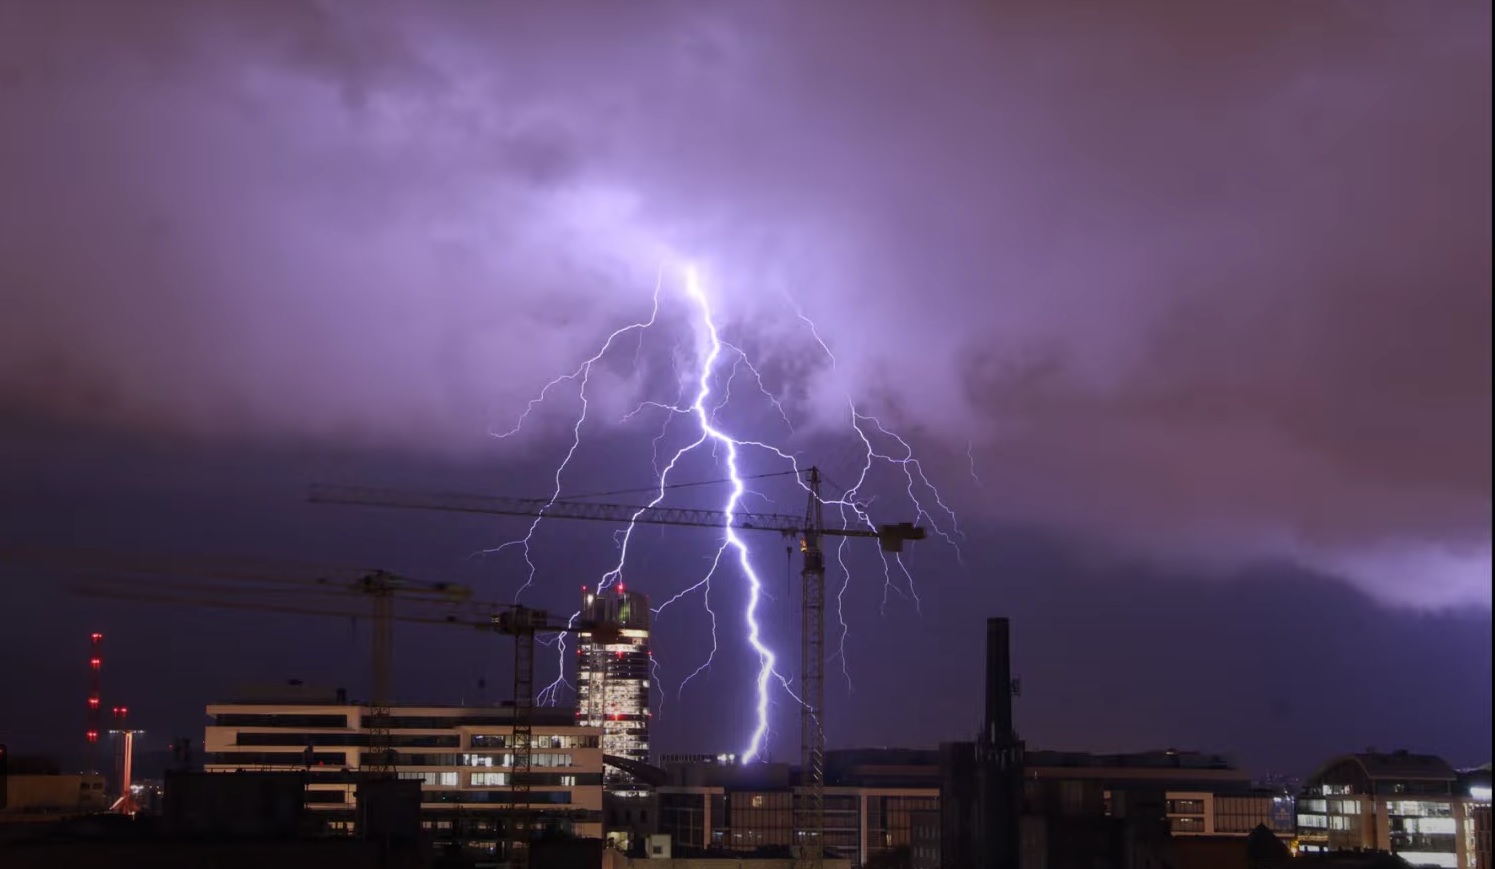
xmin=0 ymin=1 xmax=1489 ymax=606
xmin=0 ymin=429 xmax=1488 ymax=773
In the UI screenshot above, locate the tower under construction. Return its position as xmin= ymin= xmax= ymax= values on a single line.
xmin=577 ymin=584 xmax=651 ymax=793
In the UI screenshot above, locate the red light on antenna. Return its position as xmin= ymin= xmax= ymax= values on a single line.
xmin=617 ymin=582 xmax=625 ymax=593
xmin=90 ymin=633 xmax=103 ymax=641
xmin=88 ymin=697 xmax=100 ymax=709
xmin=86 ymin=730 xmax=99 ymax=742
xmin=89 ymin=658 xmax=101 ymax=670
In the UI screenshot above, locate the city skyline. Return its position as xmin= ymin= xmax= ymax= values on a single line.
xmin=1 ymin=0 xmax=1490 ymax=798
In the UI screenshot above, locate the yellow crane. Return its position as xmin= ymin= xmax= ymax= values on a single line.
xmin=309 ymin=466 xmax=927 ymax=866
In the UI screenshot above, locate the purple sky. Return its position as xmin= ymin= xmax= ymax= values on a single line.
xmin=0 ymin=2 xmax=1490 ymax=773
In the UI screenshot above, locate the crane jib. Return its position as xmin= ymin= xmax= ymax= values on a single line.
xmin=307 ymin=484 xmax=926 ymax=549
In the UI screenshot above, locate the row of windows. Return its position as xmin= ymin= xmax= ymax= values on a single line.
xmin=208 ymin=751 xmax=347 ymax=766
xmin=461 ymin=752 xmax=578 ymax=768
xmin=215 ymin=714 xmax=349 ymax=728
xmin=300 ymin=788 xmax=580 ymax=807
xmin=220 ymin=728 xmax=594 ymax=751
xmin=213 ymin=713 xmax=592 ymax=734
xmin=424 ymin=789 xmax=573 ymax=805
xmin=302 ymin=806 xmax=599 ymax=822
xmin=236 ymin=733 xmax=460 ymax=748
xmin=1312 ymin=779 xmax=1456 ymax=797
xmin=395 ymin=771 xmax=599 ymax=788
xmin=470 ymin=734 xmax=600 ymax=749
xmin=208 ymin=751 xmax=591 ymax=772
xmin=333 ymin=752 xmax=583 ymax=768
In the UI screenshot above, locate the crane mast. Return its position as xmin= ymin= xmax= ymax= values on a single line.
xmin=798 ymin=467 xmax=826 ymax=868
xmin=0 ymin=546 xmax=601 ymax=867
xmin=311 ymin=467 xmax=926 ymax=868
xmin=361 ymin=573 xmax=399 ymax=774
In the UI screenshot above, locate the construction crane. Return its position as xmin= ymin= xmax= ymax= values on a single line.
xmin=2 ymin=546 xmax=468 ymax=775
xmin=309 ymin=466 xmax=927 ymax=865
xmin=1 ymin=546 xmax=613 ymax=865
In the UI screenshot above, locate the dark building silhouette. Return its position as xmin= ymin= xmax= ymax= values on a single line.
xmin=940 ymin=741 xmax=979 ymax=869
xmin=1245 ymin=823 xmax=1292 ymax=869
xmin=939 ymin=617 xmax=1190 ymax=869
xmin=979 ymin=618 xmax=1023 ymax=869
xmin=940 ymin=617 xmax=1024 ymax=869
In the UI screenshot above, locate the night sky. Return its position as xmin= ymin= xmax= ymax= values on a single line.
xmin=1 ymin=2 xmax=1490 ymax=778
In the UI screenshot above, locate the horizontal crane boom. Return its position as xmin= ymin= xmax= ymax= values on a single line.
xmin=308 ymin=484 xmax=926 ymax=552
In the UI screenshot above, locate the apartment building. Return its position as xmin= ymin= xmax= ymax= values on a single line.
xmin=204 ymin=685 xmax=604 ymax=856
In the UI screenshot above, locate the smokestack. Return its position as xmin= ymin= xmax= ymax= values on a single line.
xmin=979 ymin=617 xmax=1022 ymax=869
xmin=984 ymin=617 xmax=1013 ymax=747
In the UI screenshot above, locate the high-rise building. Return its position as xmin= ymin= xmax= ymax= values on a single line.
xmin=577 ymin=585 xmax=652 ymax=792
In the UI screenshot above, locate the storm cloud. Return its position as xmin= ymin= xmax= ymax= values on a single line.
xmin=1 ymin=1 xmax=1489 ymax=607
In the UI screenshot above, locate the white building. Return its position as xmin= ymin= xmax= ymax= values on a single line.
xmin=204 ymin=686 xmax=604 ymax=857
xmin=1296 ymin=751 xmax=1489 ymax=869
xmin=578 ymin=585 xmax=652 ymax=792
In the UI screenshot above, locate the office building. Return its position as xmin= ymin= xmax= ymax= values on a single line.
xmin=653 ymin=749 xmax=939 ymax=868
xmin=203 ymin=685 xmax=604 ymax=857
xmin=578 ymin=584 xmax=652 ymax=792
xmin=1296 ymin=751 xmax=1490 ymax=868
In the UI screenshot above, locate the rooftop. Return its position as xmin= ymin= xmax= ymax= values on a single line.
xmin=1313 ymin=751 xmax=1459 ymax=784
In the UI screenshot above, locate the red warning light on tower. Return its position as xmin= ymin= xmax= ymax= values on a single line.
xmin=86 ymin=632 xmax=104 ymax=749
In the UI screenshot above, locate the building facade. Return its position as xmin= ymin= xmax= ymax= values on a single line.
xmin=1296 ymin=751 xmax=1488 ymax=869
xmin=1162 ymin=790 xmax=1296 ymax=837
xmin=656 ymin=784 xmax=939 ymax=867
xmin=578 ymin=585 xmax=652 ymax=792
xmin=654 ymin=750 xmax=940 ymax=868
xmin=204 ymin=689 xmax=604 ymax=857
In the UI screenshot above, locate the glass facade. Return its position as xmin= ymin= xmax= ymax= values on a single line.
xmin=577 ymin=588 xmax=653 ymax=793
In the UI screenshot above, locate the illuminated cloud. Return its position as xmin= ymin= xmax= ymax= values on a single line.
xmin=0 ymin=2 xmax=1488 ymax=607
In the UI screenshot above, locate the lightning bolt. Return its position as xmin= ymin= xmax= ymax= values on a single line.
xmin=786 ymin=299 xmax=963 ymax=666
xmin=487 ymin=272 xmax=667 ymax=603
xmin=495 ymin=264 xmax=961 ymax=762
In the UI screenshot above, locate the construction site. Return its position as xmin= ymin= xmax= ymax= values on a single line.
xmin=0 ymin=467 xmax=929 ymax=869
